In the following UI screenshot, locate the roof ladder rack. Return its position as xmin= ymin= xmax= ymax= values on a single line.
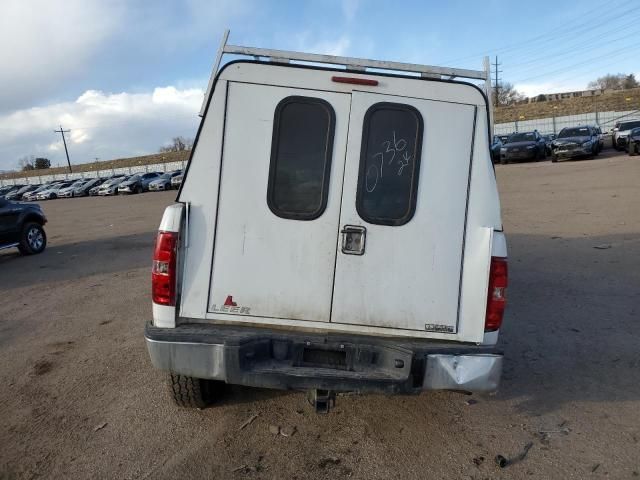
xmin=200 ymin=29 xmax=492 ymax=126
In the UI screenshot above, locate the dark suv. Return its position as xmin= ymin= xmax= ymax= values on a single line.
xmin=499 ymin=131 xmax=547 ymax=164
xmin=0 ymin=198 xmax=47 ymax=255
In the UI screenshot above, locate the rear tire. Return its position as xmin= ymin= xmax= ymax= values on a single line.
xmin=630 ymin=144 xmax=637 ymax=156
xmin=551 ymin=154 xmax=558 ymax=163
xmin=500 ymin=158 xmax=508 ymax=165
xmin=18 ymin=222 xmax=46 ymax=255
xmin=167 ymin=374 xmax=223 ymax=408
xmin=136 ymin=185 xmax=143 ymax=194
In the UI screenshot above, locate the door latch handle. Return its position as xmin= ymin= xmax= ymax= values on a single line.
xmin=341 ymin=225 xmax=366 ymax=255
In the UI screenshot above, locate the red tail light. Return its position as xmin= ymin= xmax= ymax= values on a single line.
xmin=331 ymin=76 xmax=379 ymax=86
xmin=152 ymin=231 xmax=177 ymax=306
xmin=485 ymin=257 xmax=508 ymax=331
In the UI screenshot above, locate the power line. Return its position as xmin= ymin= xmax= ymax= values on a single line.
xmin=53 ymin=125 xmax=73 ymax=173
xmin=440 ymin=0 xmax=628 ymax=65
xmin=494 ymin=7 xmax=638 ymax=63
xmin=510 ymin=39 xmax=640 ymax=84
xmin=504 ymin=14 xmax=640 ymax=74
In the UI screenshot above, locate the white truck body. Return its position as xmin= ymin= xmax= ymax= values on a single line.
xmin=145 ymin=37 xmax=508 ymax=407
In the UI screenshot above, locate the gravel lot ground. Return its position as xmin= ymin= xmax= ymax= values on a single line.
xmin=1 ymin=151 xmax=639 ymax=479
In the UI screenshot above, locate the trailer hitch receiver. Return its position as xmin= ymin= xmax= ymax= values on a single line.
xmin=307 ymin=389 xmax=336 ymax=414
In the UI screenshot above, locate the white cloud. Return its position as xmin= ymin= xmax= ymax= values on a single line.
xmin=0 ymin=86 xmax=203 ymax=170
xmin=296 ymin=32 xmax=352 ymax=57
xmin=0 ymin=0 xmax=123 ymax=112
xmin=513 ymin=80 xmax=589 ymax=98
xmin=342 ymin=0 xmax=360 ymax=21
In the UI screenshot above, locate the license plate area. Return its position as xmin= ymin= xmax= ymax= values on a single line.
xmin=302 ymin=347 xmax=347 ymax=370
xmin=233 ymin=339 xmax=413 ymax=381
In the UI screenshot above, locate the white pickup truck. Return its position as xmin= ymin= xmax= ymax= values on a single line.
xmin=145 ymin=34 xmax=508 ymax=412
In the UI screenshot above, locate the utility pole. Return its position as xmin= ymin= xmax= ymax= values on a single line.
xmin=54 ymin=125 xmax=72 ymax=173
xmin=492 ymin=56 xmax=502 ymax=108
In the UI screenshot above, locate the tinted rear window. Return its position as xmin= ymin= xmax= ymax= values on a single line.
xmin=507 ymin=132 xmax=536 ymax=142
xmin=356 ymin=102 xmax=423 ymax=226
xmin=558 ymin=127 xmax=590 ymax=138
xmin=267 ymin=96 xmax=336 ymax=220
xmin=619 ymin=121 xmax=640 ymax=130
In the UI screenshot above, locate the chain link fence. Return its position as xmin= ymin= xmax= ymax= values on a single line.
xmin=0 ymin=160 xmax=186 ymax=187
xmin=495 ymin=109 xmax=640 ymax=136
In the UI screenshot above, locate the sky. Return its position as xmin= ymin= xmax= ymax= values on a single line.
xmin=1 ymin=0 xmax=638 ymax=171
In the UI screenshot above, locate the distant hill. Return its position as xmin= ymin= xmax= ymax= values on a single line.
xmin=495 ymin=87 xmax=640 ymax=123
xmin=0 ymin=150 xmax=190 ymax=181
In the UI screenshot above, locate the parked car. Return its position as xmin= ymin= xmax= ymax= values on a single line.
xmin=89 ymin=182 xmax=107 ymax=196
xmin=4 ymin=184 xmax=40 ymax=201
xmin=627 ymin=127 xmax=640 ymax=155
xmin=0 ymin=185 xmax=25 ymax=199
xmin=0 ymin=185 xmax=16 ymax=198
xmin=170 ymin=171 xmax=184 ymax=189
xmin=499 ymin=131 xmax=547 ymax=164
xmin=73 ymin=177 xmax=105 ymax=197
xmin=36 ymin=181 xmax=74 ymax=200
xmin=148 ymin=170 xmax=182 ymax=191
xmin=490 ymin=136 xmax=503 ymax=162
xmin=540 ymin=135 xmax=554 ymax=156
xmin=612 ymin=119 xmax=640 ymax=151
xmin=498 ymin=135 xmax=510 ymax=144
xmin=117 ymin=172 xmax=162 ymax=194
xmin=144 ymin=44 xmax=507 ymax=410
xmin=593 ymin=126 xmax=604 ymax=152
xmin=57 ymin=180 xmax=88 ymax=198
xmin=551 ymin=126 xmax=600 ymax=162
xmin=23 ymin=183 xmax=58 ymax=201
xmin=0 ymin=197 xmax=47 ymax=255
xmin=97 ymin=176 xmax=130 ymax=196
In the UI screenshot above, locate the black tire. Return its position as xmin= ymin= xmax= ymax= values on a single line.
xmin=167 ymin=374 xmax=223 ymax=408
xmin=630 ymin=144 xmax=637 ymax=156
xmin=551 ymin=154 xmax=558 ymax=163
xmin=500 ymin=157 xmax=508 ymax=165
xmin=18 ymin=222 xmax=46 ymax=255
xmin=135 ymin=185 xmax=143 ymax=194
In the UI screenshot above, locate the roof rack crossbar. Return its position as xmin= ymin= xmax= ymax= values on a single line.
xmin=200 ymin=29 xmax=491 ymax=118
xmin=223 ymin=44 xmax=487 ymax=80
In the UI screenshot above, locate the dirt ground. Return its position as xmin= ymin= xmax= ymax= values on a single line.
xmin=1 ymin=152 xmax=639 ymax=479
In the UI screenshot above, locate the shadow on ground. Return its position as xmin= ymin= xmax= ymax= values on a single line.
xmin=0 ymin=232 xmax=155 ymax=291
xmin=494 ymin=231 xmax=640 ymax=415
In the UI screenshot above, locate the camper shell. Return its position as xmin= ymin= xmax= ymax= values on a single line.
xmin=145 ymin=33 xmax=508 ymax=410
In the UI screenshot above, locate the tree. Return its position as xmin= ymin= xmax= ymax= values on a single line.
xmin=588 ymin=73 xmax=639 ymax=91
xmin=18 ymin=155 xmax=35 ymax=171
xmin=34 ymin=157 xmax=51 ymax=169
xmin=495 ymin=82 xmax=525 ymax=106
xmin=622 ymin=74 xmax=639 ymax=90
xmin=159 ymin=136 xmax=194 ymax=153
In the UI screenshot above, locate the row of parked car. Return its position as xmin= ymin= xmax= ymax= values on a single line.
xmin=489 ymin=122 xmax=638 ymax=164
xmin=611 ymin=119 xmax=640 ymax=152
xmin=0 ymin=169 xmax=184 ymax=202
